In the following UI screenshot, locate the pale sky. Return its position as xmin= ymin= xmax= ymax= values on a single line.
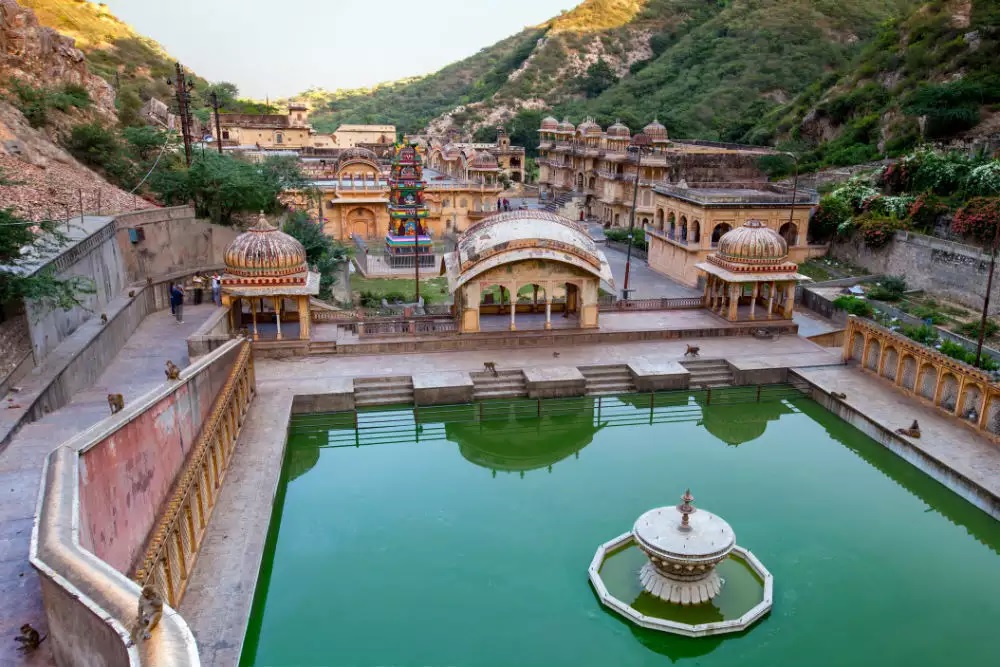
xmin=96 ymin=0 xmax=572 ymax=98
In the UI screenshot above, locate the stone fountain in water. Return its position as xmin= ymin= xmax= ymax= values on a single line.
xmin=588 ymin=489 xmax=773 ymax=637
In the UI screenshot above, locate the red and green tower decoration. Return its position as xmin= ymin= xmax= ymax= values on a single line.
xmin=386 ymin=143 xmax=431 ymax=262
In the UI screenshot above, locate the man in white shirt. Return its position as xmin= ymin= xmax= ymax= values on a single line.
xmin=211 ymin=273 xmax=222 ymax=306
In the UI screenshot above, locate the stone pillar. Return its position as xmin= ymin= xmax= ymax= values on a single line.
xmin=727 ymin=284 xmax=739 ymax=321
xmin=545 ymin=296 xmax=553 ymax=330
xmin=532 ymin=284 xmax=539 ymax=313
xmin=580 ymin=279 xmax=600 ymax=329
xmin=251 ymin=298 xmax=259 ymax=340
xmin=298 ymin=296 xmax=311 ymax=340
xmin=274 ymin=296 xmax=283 ymax=340
xmin=508 ymin=283 xmax=517 ymax=331
xmin=750 ymin=283 xmax=759 ymax=320
xmin=767 ymin=281 xmax=775 ymax=319
xmin=977 ymin=392 xmax=992 ymax=430
xmin=932 ymin=367 xmax=945 ymax=406
xmin=782 ymin=282 xmax=795 ymax=319
xmin=462 ymin=283 xmax=481 ymax=334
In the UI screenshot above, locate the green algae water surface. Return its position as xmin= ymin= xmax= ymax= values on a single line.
xmin=241 ymin=392 xmax=1000 ymax=667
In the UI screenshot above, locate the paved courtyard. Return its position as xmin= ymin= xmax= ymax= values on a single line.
xmin=0 ymin=304 xmax=217 ymax=667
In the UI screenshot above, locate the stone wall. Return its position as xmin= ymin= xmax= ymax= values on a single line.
xmin=78 ymin=342 xmax=243 ymax=574
xmin=114 ymin=206 xmax=239 ymax=284
xmin=27 ymin=218 xmax=128 ymax=362
xmin=830 ymin=231 xmax=1000 ymax=314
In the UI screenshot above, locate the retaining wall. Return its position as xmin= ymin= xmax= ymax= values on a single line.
xmin=831 ymin=231 xmax=1000 ymax=315
xmin=78 ymin=342 xmax=243 ymax=574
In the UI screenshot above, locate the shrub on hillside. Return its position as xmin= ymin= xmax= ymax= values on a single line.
xmin=967 ymin=162 xmax=1000 ymax=197
xmin=7 ymin=80 xmax=92 ymax=128
xmin=857 ymin=213 xmax=907 ymax=249
xmin=955 ymin=319 xmax=1000 ymax=340
xmin=65 ymin=122 xmax=134 ymax=184
xmin=866 ymin=275 xmax=907 ymax=302
xmin=864 ymin=195 xmax=915 ymax=219
xmin=811 ymin=195 xmax=853 ymax=242
xmin=833 ymin=295 xmax=874 ymax=318
xmin=907 ymin=194 xmax=949 ymax=232
xmin=901 ymin=323 xmax=938 ymax=346
xmin=951 ymin=197 xmax=1000 ymax=244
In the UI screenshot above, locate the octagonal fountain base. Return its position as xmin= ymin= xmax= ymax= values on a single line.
xmin=588 ymin=533 xmax=773 ymax=638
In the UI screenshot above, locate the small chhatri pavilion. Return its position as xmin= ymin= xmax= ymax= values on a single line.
xmin=695 ymin=219 xmax=808 ymax=322
xmin=221 ymin=212 xmax=319 ymax=340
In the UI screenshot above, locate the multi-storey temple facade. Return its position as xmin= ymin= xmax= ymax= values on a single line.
xmin=421 ymin=127 xmax=526 ymax=184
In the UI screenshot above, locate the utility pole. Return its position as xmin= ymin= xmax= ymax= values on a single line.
xmin=209 ymin=91 xmax=224 ymax=155
xmin=784 ymin=151 xmax=800 ymax=234
xmin=623 ymin=133 xmax=651 ymax=300
xmin=171 ymin=62 xmax=194 ymax=166
xmin=975 ymin=221 xmax=1000 ymax=367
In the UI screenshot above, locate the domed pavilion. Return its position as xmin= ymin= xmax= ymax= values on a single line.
xmin=441 ymin=210 xmax=614 ymax=333
xmin=221 ymin=212 xmax=320 ymax=340
xmin=695 ymin=219 xmax=808 ymax=322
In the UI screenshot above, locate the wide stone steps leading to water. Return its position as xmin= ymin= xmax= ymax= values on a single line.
xmin=580 ymin=365 xmax=635 ymax=396
xmin=353 ymin=376 xmax=415 ymax=407
xmin=680 ymin=359 xmax=734 ymax=388
xmin=471 ymin=369 xmax=527 ymax=400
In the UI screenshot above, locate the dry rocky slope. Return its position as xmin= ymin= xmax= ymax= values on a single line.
xmin=0 ymin=0 xmax=154 ymax=220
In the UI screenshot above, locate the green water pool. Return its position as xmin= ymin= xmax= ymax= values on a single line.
xmin=241 ymin=390 xmax=1000 ymax=667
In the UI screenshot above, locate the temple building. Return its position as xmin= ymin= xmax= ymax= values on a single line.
xmin=424 ymin=126 xmax=526 ymax=183
xmin=695 ymin=220 xmax=808 ymax=322
xmin=647 ymin=182 xmax=822 ymax=287
xmin=332 ymin=124 xmax=396 ymax=147
xmin=284 ymin=147 xmax=504 ymax=242
xmin=536 ymin=117 xmax=776 ymax=225
xmin=220 ymin=213 xmax=319 ymax=340
xmin=214 ymin=104 xmax=317 ymax=149
xmin=441 ymin=211 xmax=614 ymax=333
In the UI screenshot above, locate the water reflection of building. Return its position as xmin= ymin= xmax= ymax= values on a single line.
xmin=446 ymin=400 xmax=604 ymax=474
xmin=696 ymin=399 xmax=796 ymax=446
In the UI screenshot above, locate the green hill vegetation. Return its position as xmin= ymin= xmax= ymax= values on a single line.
xmin=18 ymin=0 xmax=271 ymax=126
xmin=299 ymin=0 xmax=926 ymax=150
xmin=748 ymin=0 xmax=1000 ymax=169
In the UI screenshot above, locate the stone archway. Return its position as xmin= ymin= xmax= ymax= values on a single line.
xmin=900 ymin=354 xmax=917 ymax=391
xmin=346 ymin=207 xmax=376 ymax=239
xmin=917 ymin=364 xmax=937 ymax=401
xmin=882 ymin=346 xmax=899 ymax=381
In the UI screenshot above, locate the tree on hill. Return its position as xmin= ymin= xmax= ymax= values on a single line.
xmin=578 ymin=59 xmax=618 ymax=99
xmin=283 ymin=212 xmax=351 ymax=299
xmin=0 ymin=208 xmax=94 ymax=311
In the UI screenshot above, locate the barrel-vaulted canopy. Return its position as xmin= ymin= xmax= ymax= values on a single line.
xmin=441 ymin=211 xmax=615 ymax=292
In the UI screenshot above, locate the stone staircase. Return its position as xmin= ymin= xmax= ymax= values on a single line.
xmin=680 ymin=359 xmax=734 ymax=389
xmin=471 ymin=369 xmax=527 ymax=400
xmin=580 ymin=365 xmax=635 ymax=396
xmin=543 ymin=192 xmax=573 ymax=213
xmin=353 ymin=376 xmax=415 ymax=407
xmin=308 ymin=341 xmax=337 ymax=355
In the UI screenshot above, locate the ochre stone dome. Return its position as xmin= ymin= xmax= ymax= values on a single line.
xmin=643 ymin=119 xmax=669 ymax=141
xmin=557 ymin=118 xmax=576 ymax=133
xmin=606 ymin=120 xmax=631 ymax=138
xmin=469 ymin=151 xmax=499 ymax=169
xmin=577 ymin=117 xmax=603 ymax=136
xmin=715 ymin=220 xmax=788 ymax=266
xmin=224 ymin=213 xmax=308 ymax=278
xmin=540 ymin=116 xmax=559 ymax=131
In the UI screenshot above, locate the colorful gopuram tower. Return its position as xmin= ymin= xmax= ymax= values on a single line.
xmin=386 ymin=143 xmax=431 ymax=265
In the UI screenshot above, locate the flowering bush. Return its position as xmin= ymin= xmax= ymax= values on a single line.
xmin=951 ymin=197 xmax=1000 ymax=244
xmin=907 ymin=193 xmax=949 ymax=231
xmin=857 ymin=213 xmax=907 ymax=249
xmin=967 ymin=161 xmax=1000 ymax=197
xmin=828 ymin=177 xmax=879 ymax=212
xmin=811 ymin=195 xmax=853 ymax=241
xmin=865 ymin=194 xmax=916 ymax=218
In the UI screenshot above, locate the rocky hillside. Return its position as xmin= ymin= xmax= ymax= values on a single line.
xmin=0 ymin=0 xmax=154 ymax=219
xmin=302 ymin=0 xmax=921 ymax=145
xmin=747 ymin=0 xmax=1000 ymax=168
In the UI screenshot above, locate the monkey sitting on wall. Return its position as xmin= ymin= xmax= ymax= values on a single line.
xmin=108 ymin=393 xmax=124 ymax=414
xmin=14 ymin=624 xmax=46 ymax=652
xmin=164 ymin=360 xmax=181 ymax=380
xmin=131 ymin=585 xmax=164 ymax=642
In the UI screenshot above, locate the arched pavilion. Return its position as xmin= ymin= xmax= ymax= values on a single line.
xmin=441 ymin=211 xmax=614 ymax=333
xmin=221 ymin=213 xmax=319 ymax=340
xmin=695 ymin=219 xmax=808 ymax=322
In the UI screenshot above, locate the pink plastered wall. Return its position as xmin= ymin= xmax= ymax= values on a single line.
xmin=77 ymin=345 xmax=239 ymax=574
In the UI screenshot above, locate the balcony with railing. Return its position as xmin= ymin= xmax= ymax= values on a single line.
xmin=652 ymin=182 xmax=819 ymax=206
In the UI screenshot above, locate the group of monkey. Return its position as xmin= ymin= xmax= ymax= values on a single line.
xmin=106 ymin=361 xmax=182 ymax=415
xmin=15 ymin=585 xmax=163 ymax=654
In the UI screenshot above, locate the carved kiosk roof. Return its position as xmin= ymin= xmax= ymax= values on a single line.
xmin=222 ymin=213 xmax=319 ymax=296
xmin=442 ymin=211 xmax=615 ymax=291
xmin=695 ymin=220 xmax=807 ymax=283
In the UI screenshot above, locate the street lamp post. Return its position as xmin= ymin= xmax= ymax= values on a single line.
xmin=974 ymin=221 xmax=1000 ymax=367
xmin=623 ymin=133 xmax=651 ymax=300
xmin=783 ymin=151 xmax=800 ymax=235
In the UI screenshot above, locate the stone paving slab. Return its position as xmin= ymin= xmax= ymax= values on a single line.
xmin=523 ymin=366 xmax=585 ymax=383
xmin=0 ymin=304 xmax=217 ymax=667
xmin=793 ymin=366 xmax=1000 ymax=504
xmin=411 ymin=370 xmax=474 ymax=390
